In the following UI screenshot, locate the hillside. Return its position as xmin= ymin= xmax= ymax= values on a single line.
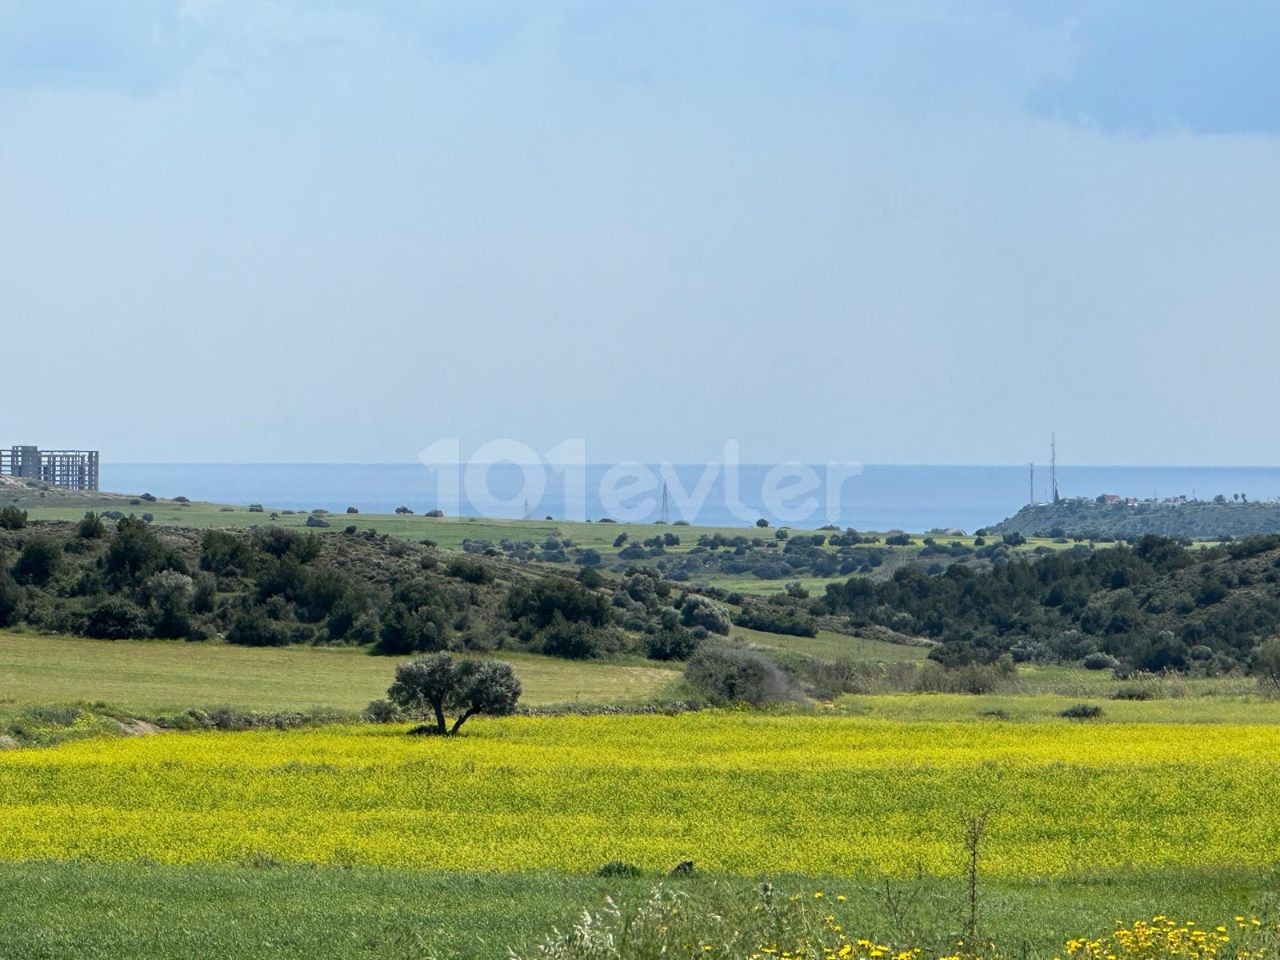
xmin=0 ymin=518 xmax=722 ymax=663
xmin=822 ymin=533 xmax=1280 ymax=671
xmin=990 ymin=498 xmax=1280 ymax=540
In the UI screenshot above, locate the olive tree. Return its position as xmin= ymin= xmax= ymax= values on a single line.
xmin=387 ymin=652 xmax=521 ymax=735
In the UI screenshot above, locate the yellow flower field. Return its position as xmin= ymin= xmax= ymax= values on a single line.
xmin=2 ymin=714 xmax=1277 ymax=877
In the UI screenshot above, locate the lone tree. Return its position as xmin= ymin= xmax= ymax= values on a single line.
xmin=387 ymin=652 xmax=521 ymax=735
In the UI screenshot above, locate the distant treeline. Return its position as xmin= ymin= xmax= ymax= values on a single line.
xmin=821 ymin=533 xmax=1280 ymax=673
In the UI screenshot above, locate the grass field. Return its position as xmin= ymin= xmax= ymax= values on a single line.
xmin=835 ymin=690 xmax=1280 ymax=723
xmin=733 ymin=624 xmax=930 ymax=661
xmin=0 ymin=862 xmax=1269 ymax=960
xmin=0 ymin=632 xmax=679 ymax=713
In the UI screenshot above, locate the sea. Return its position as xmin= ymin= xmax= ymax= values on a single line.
xmin=100 ymin=463 xmax=1280 ymax=534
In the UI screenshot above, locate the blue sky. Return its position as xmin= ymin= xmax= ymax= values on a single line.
xmin=2 ymin=1 xmax=1278 ymax=464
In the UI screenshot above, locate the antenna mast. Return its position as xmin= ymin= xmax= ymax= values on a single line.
xmin=1050 ymin=434 xmax=1060 ymax=504
xmin=1029 ymin=462 xmax=1035 ymax=506
xmin=659 ymin=482 xmax=670 ymax=524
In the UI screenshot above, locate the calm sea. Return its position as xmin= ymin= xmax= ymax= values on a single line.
xmin=99 ymin=464 xmax=1280 ymax=533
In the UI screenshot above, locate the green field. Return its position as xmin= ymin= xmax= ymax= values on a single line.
xmin=0 ymin=862 xmax=1267 ymax=960
xmin=0 ymin=632 xmax=678 ymax=714
xmin=733 ymin=624 xmax=930 ymax=661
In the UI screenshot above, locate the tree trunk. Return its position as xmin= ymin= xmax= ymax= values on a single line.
xmin=432 ymin=700 xmax=447 ymax=735
xmin=448 ymin=709 xmax=477 ymax=736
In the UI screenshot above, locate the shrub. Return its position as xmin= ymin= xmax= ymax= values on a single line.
xmin=77 ymin=512 xmax=107 ymax=539
xmin=361 ymin=698 xmax=404 ymax=723
xmin=1252 ymin=637 xmax=1280 ymax=686
xmin=755 ymin=518 xmax=769 ymax=528
xmin=646 ymin=625 xmax=700 ymax=661
xmin=84 ymin=597 xmax=150 ymax=639
xmin=1082 ymin=651 xmax=1120 ymax=671
xmin=679 ymin=595 xmax=731 ymax=636
xmin=732 ymin=605 xmax=817 ymax=638
xmin=377 ymin=598 xmax=450 ymax=655
xmin=253 ymin=528 xmax=321 ymax=562
xmin=226 ymin=609 xmax=290 ymax=647
xmin=0 ymin=570 xmax=23 ymax=626
xmin=105 ymin=517 xmax=171 ymax=587
xmin=0 ymin=506 xmax=28 ymax=529
xmin=1061 ymin=703 xmax=1103 ymax=720
xmin=507 ymin=578 xmax=609 ymax=638
xmin=683 ymin=646 xmax=800 ymax=706
xmin=200 ymin=529 xmax=258 ymax=577
xmin=447 ymin=557 xmax=492 ymax=584
xmin=540 ymin=614 xmax=607 ymax=659
xmin=12 ymin=539 xmax=62 ymax=586
xmin=305 ymin=515 xmax=330 ymax=528
xmin=346 ymin=506 xmax=359 ymax=514
xmin=395 ymin=506 xmax=413 ymax=515
xmin=595 ymin=860 xmax=642 ymax=878
xmin=1112 ymin=686 xmax=1155 ymax=701
xmin=387 ymin=652 xmax=521 ymax=735
xmin=144 ymin=570 xmax=195 ymax=638
xmin=247 ymin=504 xmax=265 ymax=513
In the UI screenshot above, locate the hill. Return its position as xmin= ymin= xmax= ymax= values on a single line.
xmin=989 ymin=497 xmax=1280 ymax=540
xmin=822 ymin=532 xmax=1280 ymax=671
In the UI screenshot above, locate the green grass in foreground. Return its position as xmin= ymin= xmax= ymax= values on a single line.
xmin=0 ymin=863 xmax=1270 ymax=960
xmin=0 ymin=632 xmax=679 ymax=714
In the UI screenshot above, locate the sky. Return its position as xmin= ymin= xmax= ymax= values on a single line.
xmin=2 ymin=1 xmax=1278 ymax=466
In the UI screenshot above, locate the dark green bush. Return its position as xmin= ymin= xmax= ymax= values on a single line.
xmin=13 ymin=539 xmax=62 ymax=586
xmin=0 ymin=570 xmax=23 ymax=626
xmin=679 ymin=595 xmax=731 ymax=635
xmin=0 ymin=506 xmax=28 ymax=530
xmin=226 ymin=609 xmax=291 ymax=647
xmin=595 ymin=860 xmax=642 ymax=878
xmin=683 ymin=646 xmax=800 ymax=706
xmin=447 ymin=557 xmax=492 ymax=584
xmin=362 ymin=698 xmax=403 ymax=723
xmin=84 ymin=597 xmax=150 ymax=639
xmin=77 ymin=512 xmax=107 ymax=539
xmin=539 ymin=613 xmax=607 ymax=659
xmin=646 ymin=625 xmax=700 ymax=661
xmin=732 ymin=604 xmax=817 ymax=638
xmin=1061 ymin=703 xmax=1104 ymax=719
xmin=1082 ymin=652 xmax=1119 ymax=670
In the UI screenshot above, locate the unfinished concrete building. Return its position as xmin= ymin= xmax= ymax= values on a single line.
xmin=0 ymin=445 xmax=99 ymax=491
